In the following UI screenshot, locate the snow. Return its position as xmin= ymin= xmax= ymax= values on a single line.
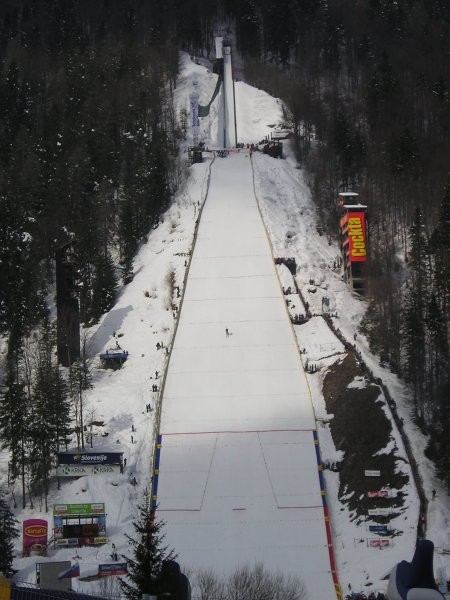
xmin=1 ymin=51 xmax=450 ymax=598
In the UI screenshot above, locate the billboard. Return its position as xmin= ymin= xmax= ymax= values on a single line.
xmin=367 ymin=490 xmax=389 ymax=498
xmin=54 ymin=503 xmax=105 ymax=515
xmin=37 ymin=561 xmax=71 ymax=590
xmin=98 ymin=563 xmax=128 ymax=577
xmin=23 ymin=519 xmax=48 ymax=557
xmin=57 ymin=464 xmax=121 ymax=477
xmin=57 ymin=452 xmax=122 ymax=465
xmin=368 ymin=508 xmax=392 ymax=516
xmin=347 ymin=212 xmax=367 ymax=262
xmin=369 ymin=539 xmax=390 ymax=547
xmin=369 ymin=525 xmax=389 ymax=533
xmin=364 ymin=469 xmax=380 ymax=477
xmin=53 ymin=503 xmax=107 ymax=547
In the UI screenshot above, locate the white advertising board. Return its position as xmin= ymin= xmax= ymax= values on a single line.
xmin=368 ymin=508 xmax=392 ymax=516
xmin=57 ymin=464 xmax=121 ymax=476
xmin=364 ymin=469 xmax=381 ymax=477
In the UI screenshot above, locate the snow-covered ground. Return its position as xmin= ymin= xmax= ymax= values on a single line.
xmin=2 ymin=51 xmax=449 ymax=598
xmin=156 ymin=151 xmax=336 ymax=600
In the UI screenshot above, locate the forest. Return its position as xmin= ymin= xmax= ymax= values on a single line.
xmin=0 ymin=0 xmax=449 ymax=510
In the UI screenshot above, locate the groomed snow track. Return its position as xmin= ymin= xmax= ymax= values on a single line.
xmin=152 ymin=152 xmax=339 ymax=600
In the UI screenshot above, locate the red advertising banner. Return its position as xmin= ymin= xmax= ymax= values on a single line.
xmin=347 ymin=212 xmax=367 ymax=262
xmin=98 ymin=563 xmax=128 ymax=577
xmin=369 ymin=539 xmax=390 ymax=547
xmin=23 ymin=518 xmax=48 ymax=556
xmin=367 ymin=490 xmax=389 ymax=498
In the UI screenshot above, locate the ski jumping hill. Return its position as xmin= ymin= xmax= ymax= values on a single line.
xmin=154 ymin=151 xmax=338 ymax=600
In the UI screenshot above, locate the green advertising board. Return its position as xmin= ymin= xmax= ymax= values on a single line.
xmin=53 ymin=503 xmax=105 ymax=515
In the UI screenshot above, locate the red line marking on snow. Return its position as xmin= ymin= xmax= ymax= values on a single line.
xmin=157 ymin=508 xmax=201 ymax=512
xmin=161 ymin=428 xmax=314 ymax=436
xmin=278 ymin=505 xmax=323 ymax=510
xmin=232 ymin=508 xmax=246 ymax=511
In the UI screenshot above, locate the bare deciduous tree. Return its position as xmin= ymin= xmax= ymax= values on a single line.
xmin=191 ymin=564 xmax=308 ymax=600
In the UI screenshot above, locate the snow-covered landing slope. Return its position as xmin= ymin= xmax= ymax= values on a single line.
xmin=155 ymin=152 xmax=337 ymax=600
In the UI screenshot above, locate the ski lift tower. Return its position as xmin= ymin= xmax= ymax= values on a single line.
xmin=222 ymin=39 xmax=237 ymax=148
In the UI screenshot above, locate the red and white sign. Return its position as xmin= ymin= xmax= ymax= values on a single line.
xmin=369 ymin=539 xmax=390 ymax=547
xmin=367 ymin=490 xmax=389 ymax=498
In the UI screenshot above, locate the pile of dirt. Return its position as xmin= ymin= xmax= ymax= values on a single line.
xmin=322 ymin=353 xmax=409 ymax=526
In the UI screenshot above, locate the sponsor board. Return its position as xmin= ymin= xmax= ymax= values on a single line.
xmin=98 ymin=563 xmax=128 ymax=577
xmin=55 ymin=538 xmax=79 ymax=547
xmin=367 ymin=490 xmax=389 ymax=498
xmin=347 ymin=212 xmax=367 ymax=262
xmin=57 ymin=465 xmax=120 ymax=476
xmin=54 ymin=503 xmax=105 ymax=515
xmin=368 ymin=508 xmax=392 ymax=516
xmin=57 ymin=452 xmax=122 ymax=466
xmin=23 ymin=518 xmax=48 ymax=556
xmin=369 ymin=539 xmax=390 ymax=547
xmin=55 ymin=537 xmax=108 ymax=547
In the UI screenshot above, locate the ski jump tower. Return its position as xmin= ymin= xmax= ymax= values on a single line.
xmin=221 ymin=39 xmax=237 ymax=147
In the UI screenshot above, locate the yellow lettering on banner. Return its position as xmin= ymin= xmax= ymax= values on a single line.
xmin=348 ymin=215 xmax=367 ymax=258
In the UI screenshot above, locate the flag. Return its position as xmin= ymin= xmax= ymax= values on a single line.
xmin=58 ymin=563 xmax=80 ymax=580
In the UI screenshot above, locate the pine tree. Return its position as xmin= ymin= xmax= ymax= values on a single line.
xmin=118 ymin=190 xmax=138 ymax=285
xmin=90 ymin=250 xmax=118 ymax=323
xmin=401 ymin=207 xmax=430 ymax=421
xmin=0 ymin=352 xmax=31 ymax=509
xmin=120 ymin=495 xmax=177 ymax=600
xmin=0 ymin=490 xmax=19 ymax=577
xmin=68 ymin=355 xmax=93 ymax=451
xmin=430 ymin=179 xmax=450 ymax=318
xmin=29 ymin=322 xmax=71 ymax=510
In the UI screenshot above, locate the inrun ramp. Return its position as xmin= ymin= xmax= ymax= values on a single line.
xmin=155 ymin=152 xmax=337 ymax=600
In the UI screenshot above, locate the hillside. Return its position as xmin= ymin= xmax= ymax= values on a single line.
xmin=1 ymin=53 xmax=448 ymax=597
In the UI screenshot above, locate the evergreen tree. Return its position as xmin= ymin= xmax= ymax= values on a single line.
xmin=430 ymin=179 xmax=450 ymax=318
xmin=434 ymin=378 xmax=450 ymax=491
xmin=90 ymin=250 xmax=118 ymax=323
xmin=120 ymin=496 xmax=177 ymax=600
xmin=29 ymin=322 xmax=71 ymax=510
xmin=0 ymin=489 xmax=19 ymax=577
xmin=68 ymin=355 xmax=93 ymax=452
xmin=118 ymin=189 xmax=138 ymax=285
xmin=0 ymin=352 xmax=31 ymax=509
xmin=401 ymin=207 xmax=430 ymax=421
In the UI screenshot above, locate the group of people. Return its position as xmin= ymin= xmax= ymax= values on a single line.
xmin=346 ymin=592 xmax=386 ymax=600
xmin=291 ymin=313 xmax=307 ymax=324
xmin=305 ymin=361 xmax=319 ymax=373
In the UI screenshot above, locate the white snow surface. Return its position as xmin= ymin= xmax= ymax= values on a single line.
xmin=1 ymin=51 xmax=449 ymax=598
xmin=156 ymin=152 xmax=335 ymax=600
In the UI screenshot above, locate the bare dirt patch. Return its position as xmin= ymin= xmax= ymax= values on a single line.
xmin=322 ymin=353 xmax=409 ymax=525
